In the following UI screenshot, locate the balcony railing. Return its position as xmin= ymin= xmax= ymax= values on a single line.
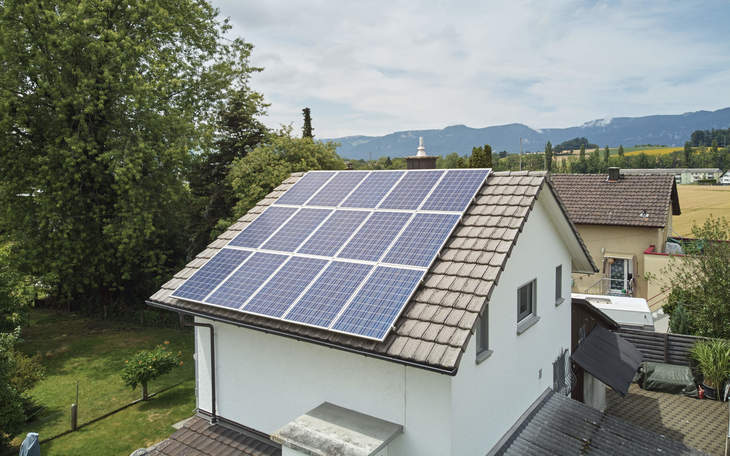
xmin=579 ymin=277 xmax=634 ymax=297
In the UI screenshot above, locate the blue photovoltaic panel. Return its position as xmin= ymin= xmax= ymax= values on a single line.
xmin=421 ymin=169 xmax=490 ymax=212
xmin=341 ymin=171 xmax=404 ymax=208
xmin=275 ymin=172 xmax=336 ymax=205
xmin=284 ymin=261 xmax=372 ymax=328
xmin=383 ymin=213 xmax=461 ymax=267
xmin=242 ymin=257 xmax=328 ymax=318
xmin=333 ymin=267 xmax=424 ymax=340
xmin=378 ymin=170 xmax=444 ymax=210
xmin=171 ymin=249 xmax=252 ymax=302
xmin=337 ymin=212 xmax=412 ymax=262
xmin=298 ymin=210 xmax=369 ymax=257
xmin=306 ymin=172 xmax=369 ymax=207
xmin=228 ymin=206 xmax=297 ymax=248
xmin=206 ymin=252 xmax=287 ymax=309
xmin=261 ymin=208 xmax=331 ymax=252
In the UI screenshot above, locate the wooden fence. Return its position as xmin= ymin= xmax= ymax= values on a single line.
xmin=615 ymin=328 xmax=710 ymax=366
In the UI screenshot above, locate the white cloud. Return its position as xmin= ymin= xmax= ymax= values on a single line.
xmin=212 ymin=0 xmax=730 ymax=137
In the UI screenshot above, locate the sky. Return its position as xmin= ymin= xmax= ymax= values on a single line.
xmin=212 ymin=0 xmax=730 ymax=138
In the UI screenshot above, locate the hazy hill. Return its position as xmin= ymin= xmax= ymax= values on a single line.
xmin=326 ymin=107 xmax=730 ymax=160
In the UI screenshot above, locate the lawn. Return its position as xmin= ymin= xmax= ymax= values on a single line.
xmin=673 ymin=185 xmax=730 ymax=236
xmin=9 ymin=309 xmax=195 ymax=456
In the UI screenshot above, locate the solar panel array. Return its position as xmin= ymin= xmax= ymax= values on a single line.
xmin=171 ymin=168 xmax=490 ymax=341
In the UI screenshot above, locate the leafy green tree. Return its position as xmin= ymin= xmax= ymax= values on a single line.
xmin=618 ymin=144 xmax=625 ymax=157
xmin=544 ymin=141 xmax=553 ymax=172
xmin=189 ymin=88 xmax=268 ymax=253
xmin=470 ymin=145 xmax=489 ymax=168
xmin=122 ymin=344 xmax=181 ymax=400
xmin=588 ymin=147 xmax=601 ymax=172
xmin=662 ymin=216 xmax=730 ymax=338
xmin=302 ymin=107 xmax=314 ymax=138
xmin=483 ymin=144 xmax=493 ymax=168
xmin=227 ymin=127 xmax=345 ymax=222
xmin=603 ymin=146 xmax=610 ymax=163
xmin=0 ymin=0 xmax=256 ymax=311
xmin=439 ymin=152 xmax=468 ymax=169
xmin=683 ymin=142 xmax=693 ymax=167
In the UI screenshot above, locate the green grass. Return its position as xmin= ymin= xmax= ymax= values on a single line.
xmin=10 ymin=309 xmax=195 ymax=455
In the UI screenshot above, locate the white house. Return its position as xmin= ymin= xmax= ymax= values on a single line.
xmin=147 ymin=168 xmax=599 ymax=456
xmin=719 ymin=170 xmax=730 ymax=185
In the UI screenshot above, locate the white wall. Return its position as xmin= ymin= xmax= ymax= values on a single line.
xmin=450 ymin=197 xmax=573 ymax=456
xmin=195 ymin=319 xmax=452 ymax=456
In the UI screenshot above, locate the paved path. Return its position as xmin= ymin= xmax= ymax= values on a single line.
xmin=606 ymin=384 xmax=728 ymax=456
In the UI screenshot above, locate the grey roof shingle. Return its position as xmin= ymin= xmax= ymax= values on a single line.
xmin=148 ymin=170 xmax=590 ymax=373
xmin=489 ymin=389 xmax=707 ymax=456
xmin=149 ymin=416 xmax=281 ymax=456
xmin=550 ymin=173 xmax=681 ymax=228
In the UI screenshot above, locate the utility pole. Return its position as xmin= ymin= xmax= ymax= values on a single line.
xmin=519 ymin=137 xmax=523 ymax=171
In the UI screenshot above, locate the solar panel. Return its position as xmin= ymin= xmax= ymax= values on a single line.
xmin=421 ymin=169 xmax=490 ymax=211
xmin=171 ymin=168 xmax=491 ymax=341
xmin=261 ymin=208 xmax=331 ymax=252
xmin=378 ymin=170 xmax=444 ymax=209
xmin=276 ymin=172 xmax=336 ymax=205
xmin=336 ymin=212 xmax=412 ymax=262
xmin=298 ymin=210 xmax=369 ymax=257
xmin=306 ymin=171 xmax=369 ymax=207
xmin=242 ymin=257 xmax=328 ymax=318
xmin=341 ymin=171 xmax=404 ymax=208
xmin=284 ymin=261 xmax=372 ymax=328
xmin=170 ymin=249 xmax=251 ymax=302
xmin=332 ymin=266 xmax=424 ymax=340
xmin=206 ymin=252 xmax=287 ymax=309
xmin=228 ymin=206 xmax=297 ymax=248
xmin=382 ymin=213 xmax=461 ymax=267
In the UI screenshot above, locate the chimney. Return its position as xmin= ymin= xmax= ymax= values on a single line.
xmin=607 ymin=167 xmax=621 ymax=182
xmin=406 ymin=137 xmax=438 ymax=169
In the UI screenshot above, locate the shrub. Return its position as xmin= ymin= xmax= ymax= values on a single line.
xmin=691 ymin=339 xmax=730 ymax=399
xmin=121 ymin=344 xmax=181 ymax=400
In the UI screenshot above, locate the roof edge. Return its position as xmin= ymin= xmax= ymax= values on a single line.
xmin=147 ymin=300 xmax=459 ymax=376
xmin=486 ymin=388 xmax=553 ymax=456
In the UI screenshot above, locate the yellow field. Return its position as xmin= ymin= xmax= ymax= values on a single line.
xmin=625 ymin=146 xmax=683 ymax=157
xmin=673 ymin=185 xmax=730 ymax=236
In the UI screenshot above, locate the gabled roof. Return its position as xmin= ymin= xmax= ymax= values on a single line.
xmin=550 ymin=173 xmax=680 ymax=228
xmin=149 ymin=171 xmax=594 ymax=374
xmin=488 ymin=389 xmax=706 ymax=455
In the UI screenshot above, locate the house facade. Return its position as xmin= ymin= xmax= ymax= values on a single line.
xmin=621 ymin=167 xmax=722 ymax=184
xmin=551 ymin=170 xmax=680 ymax=311
xmin=148 ymin=169 xmax=597 ymax=456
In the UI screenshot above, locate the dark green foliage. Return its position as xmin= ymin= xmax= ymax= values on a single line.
xmin=302 ymin=107 xmax=314 ymax=138
xmin=0 ymin=0 xmax=257 ymax=310
xmin=227 ymin=127 xmax=345 ymax=222
xmin=668 ymin=303 xmax=692 ymax=334
xmin=438 ymin=152 xmax=468 ymax=169
xmin=690 ymin=340 xmax=730 ymax=397
xmin=690 ymin=127 xmax=730 ymax=147
xmin=554 ymin=137 xmax=597 ymax=153
xmin=189 ymin=88 xmax=268 ymax=254
xmin=122 ymin=344 xmax=181 ymax=400
xmin=617 ymin=144 xmax=625 ymax=156
xmin=470 ymin=145 xmax=490 ymax=168
xmin=483 ymin=144 xmax=493 ymax=168
xmin=662 ymin=216 xmax=730 ymax=339
xmin=603 ymin=146 xmax=610 ymax=163
xmin=544 ymin=141 xmax=553 ymax=172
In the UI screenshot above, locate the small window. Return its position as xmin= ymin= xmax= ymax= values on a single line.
xmin=476 ymin=308 xmax=491 ymax=363
xmin=517 ymin=280 xmax=536 ymax=322
xmin=555 ymin=265 xmax=563 ymax=304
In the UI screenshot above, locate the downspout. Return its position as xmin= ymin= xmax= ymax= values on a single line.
xmin=184 ymin=319 xmax=217 ymax=424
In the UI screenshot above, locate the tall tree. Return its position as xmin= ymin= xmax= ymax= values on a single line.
xmin=617 ymin=144 xmax=625 ymax=157
xmin=683 ymin=141 xmax=692 ymax=167
xmin=302 ymin=107 xmax=314 ymax=138
xmin=0 ymin=0 xmax=260 ymax=311
xmin=603 ymin=145 xmax=610 ymax=163
xmin=544 ymin=141 xmax=553 ymax=172
xmin=470 ymin=145 xmax=488 ymax=168
xmin=483 ymin=144 xmax=493 ymax=168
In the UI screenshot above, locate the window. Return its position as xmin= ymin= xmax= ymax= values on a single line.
xmin=475 ymin=307 xmax=491 ymax=363
xmin=555 ymin=265 xmax=563 ymax=304
xmin=517 ymin=279 xmax=536 ymax=322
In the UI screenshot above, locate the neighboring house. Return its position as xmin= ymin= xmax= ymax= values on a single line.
xmin=147 ymin=169 xmax=599 ymax=456
xmin=551 ymin=169 xmax=681 ymax=311
xmin=719 ymin=170 xmax=730 ymax=185
xmin=621 ymin=167 xmax=722 ymax=184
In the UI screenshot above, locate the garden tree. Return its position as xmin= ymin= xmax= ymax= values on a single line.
xmin=122 ymin=344 xmax=181 ymax=400
xmin=227 ymin=127 xmax=345 ymax=223
xmin=188 ymin=87 xmax=268 ymax=254
xmin=0 ymin=1 xmax=257 ymax=311
xmin=661 ymin=216 xmax=730 ymax=338
xmin=588 ymin=146 xmax=601 ymax=173
xmin=469 ymin=145 xmax=488 ymax=168
xmin=302 ymin=107 xmax=314 ymax=138
xmin=683 ymin=142 xmax=692 ymax=167
xmin=483 ymin=144 xmax=493 ymax=168
xmin=617 ymin=144 xmax=625 ymax=157
xmin=438 ymin=152 xmax=468 ymax=169
xmin=603 ymin=145 xmax=610 ymax=163
xmin=544 ymin=141 xmax=553 ymax=172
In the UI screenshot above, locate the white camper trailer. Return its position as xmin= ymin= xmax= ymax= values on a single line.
xmin=572 ymin=293 xmax=654 ymax=330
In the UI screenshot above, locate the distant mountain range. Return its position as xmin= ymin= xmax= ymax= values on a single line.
xmin=325 ymin=107 xmax=730 ymax=160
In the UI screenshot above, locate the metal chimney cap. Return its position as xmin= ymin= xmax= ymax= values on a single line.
xmin=416 ymin=136 xmax=426 ymax=157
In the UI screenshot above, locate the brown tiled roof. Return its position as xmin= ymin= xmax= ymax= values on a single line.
xmin=149 ymin=416 xmax=280 ymax=456
xmin=149 ymin=171 xmax=592 ymax=373
xmin=549 ymin=173 xmax=680 ymax=228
